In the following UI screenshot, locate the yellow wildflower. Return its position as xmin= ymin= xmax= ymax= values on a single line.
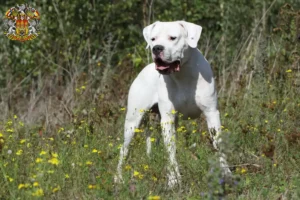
xmin=171 ymin=109 xmax=177 ymax=114
xmin=39 ymin=150 xmax=47 ymax=156
xmin=88 ymin=184 xmax=97 ymax=189
xmin=32 ymin=188 xmax=44 ymax=196
xmin=92 ymin=149 xmax=98 ymax=153
xmin=138 ymin=174 xmax=144 ymax=179
xmin=6 ymin=176 xmax=13 ymax=182
xmin=133 ymin=170 xmax=140 ymax=177
xmin=51 ymin=152 xmax=58 ymax=158
xmin=86 ymin=161 xmax=93 ymax=166
xmin=286 ymin=69 xmax=292 ymax=73
xmin=120 ymin=107 xmax=126 ymax=111
xmin=35 ymin=158 xmax=43 ymax=163
xmin=148 ymin=196 xmax=161 ymax=200
xmin=33 ymin=182 xmax=39 ymax=187
xmin=134 ymin=128 xmax=144 ymax=133
xmin=16 ymin=150 xmax=23 ymax=155
xmin=52 ymin=186 xmax=61 ymax=193
xmin=48 ymin=157 xmax=60 ymax=165
xmin=58 ymin=127 xmax=64 ymax=133
xmin=133 ymin=171 xmax=143 ymax=179
xmin=125 ymin=165 xmax=132 ymax=170
xmin=18 ymin=183 xmax=30 ymax=189
xmin=84 ymin=144 xmax=88 ymax=148
xmin=143 ymin=165 xmax=149 ymax=171
xmin=6 ymin=128 xmax=14 ymax=133
xmin=152 ymin=176 xmax=157 ymax=181
xmin=150 ymin=137 xmax=155 ymax=142
xmin=14 ymin=115 xmax=18 ymax=119
xmin=20 ymin=139 xmax=26 ymax=144
xmin=18 ymin=184 xmax=25 ymax=189
xmin=177 ymin=126 xmax=186 ymax=132
xmin=241 ymin=168 xmax=247 ymax=174
xmin=65 ymin=174 xmax=70 ymax=179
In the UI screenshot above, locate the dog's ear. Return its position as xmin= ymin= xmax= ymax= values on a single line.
xmin=178 ymin=21 xmax=202 ymax=48
xmin=143 ymin=21 xmax=159 ymax=49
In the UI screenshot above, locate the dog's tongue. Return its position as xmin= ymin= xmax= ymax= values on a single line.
xmin=174 ymin=64 xmax=180 ymax=72
xmin=155 ymin=61 xmax=180 ymax=72
xmin=156 ymin=65 xmax=170 ymax=70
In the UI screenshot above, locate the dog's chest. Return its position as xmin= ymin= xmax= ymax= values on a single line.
xmin=174 ymin=85 xmax=203 ymax=118
xmin=160 ymin=78 xmax=203 ymax=119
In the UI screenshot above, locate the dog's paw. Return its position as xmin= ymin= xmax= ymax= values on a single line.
xmin=221 ymin=167 xmax=234 ymax=185
xmin=167 ymin=172 xmax=181 ymax=189
xmin=114 ymin=174 xmax=124 ymax=184
xmin=222 ymin=167 xmax=232 ymax=177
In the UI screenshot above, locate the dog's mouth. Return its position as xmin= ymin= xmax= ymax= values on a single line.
xmin=154 ymin=58 xmax=181 ymax=75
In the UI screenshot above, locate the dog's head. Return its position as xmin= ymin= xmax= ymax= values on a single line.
xmin=143 ymin=21 xmax=202 ymax=75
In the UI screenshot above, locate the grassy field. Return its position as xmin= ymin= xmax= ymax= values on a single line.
xmin=1 ymin=53 xmax=300 ymax=199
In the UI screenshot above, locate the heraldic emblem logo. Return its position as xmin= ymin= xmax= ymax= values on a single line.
xmin=4 ymin=4 xmax=40 ymax=42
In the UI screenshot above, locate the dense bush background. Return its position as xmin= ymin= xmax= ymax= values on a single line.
xmin=0 ymin=0 xmax=299 ymax=199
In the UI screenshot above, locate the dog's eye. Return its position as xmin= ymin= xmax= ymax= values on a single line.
xmin=151 ymin=38 xmax=155 ymax=41
xmin=170 ymin=36 xmax=177 ymax=41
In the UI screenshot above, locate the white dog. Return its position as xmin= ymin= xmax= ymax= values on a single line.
xmin=115 ymin=21 xmax=231 ymax=187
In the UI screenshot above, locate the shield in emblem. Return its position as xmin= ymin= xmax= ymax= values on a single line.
xmin=4 ymin=4 xmax=40 ymax=42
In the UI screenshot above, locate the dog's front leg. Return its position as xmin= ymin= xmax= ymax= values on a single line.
xmin=160 ymin=112 xmax=181 ymax=188
xmin=204 ymin=109 xmax=232 ymax=177
xmin=115 ymin=112 xmax=144 ymax=184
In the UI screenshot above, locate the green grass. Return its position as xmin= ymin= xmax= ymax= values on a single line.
xmin=1 ymin=72 xmax=300 ymax=199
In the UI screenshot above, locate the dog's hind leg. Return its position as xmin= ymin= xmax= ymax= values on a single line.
xmin=145 ymin=104 xmax=160 ymax=156
xmin=146 ymin=128 xmax=152 ymax=156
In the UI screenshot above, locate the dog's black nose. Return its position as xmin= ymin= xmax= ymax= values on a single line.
xmin=152 ymin=45 xmax=164 ymax=54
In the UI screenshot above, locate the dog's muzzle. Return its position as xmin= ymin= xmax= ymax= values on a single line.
xmin=152 ymin=45 xmax=181 ymax=75
xmin=154 ymin=58 xmax=181 ymax=75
